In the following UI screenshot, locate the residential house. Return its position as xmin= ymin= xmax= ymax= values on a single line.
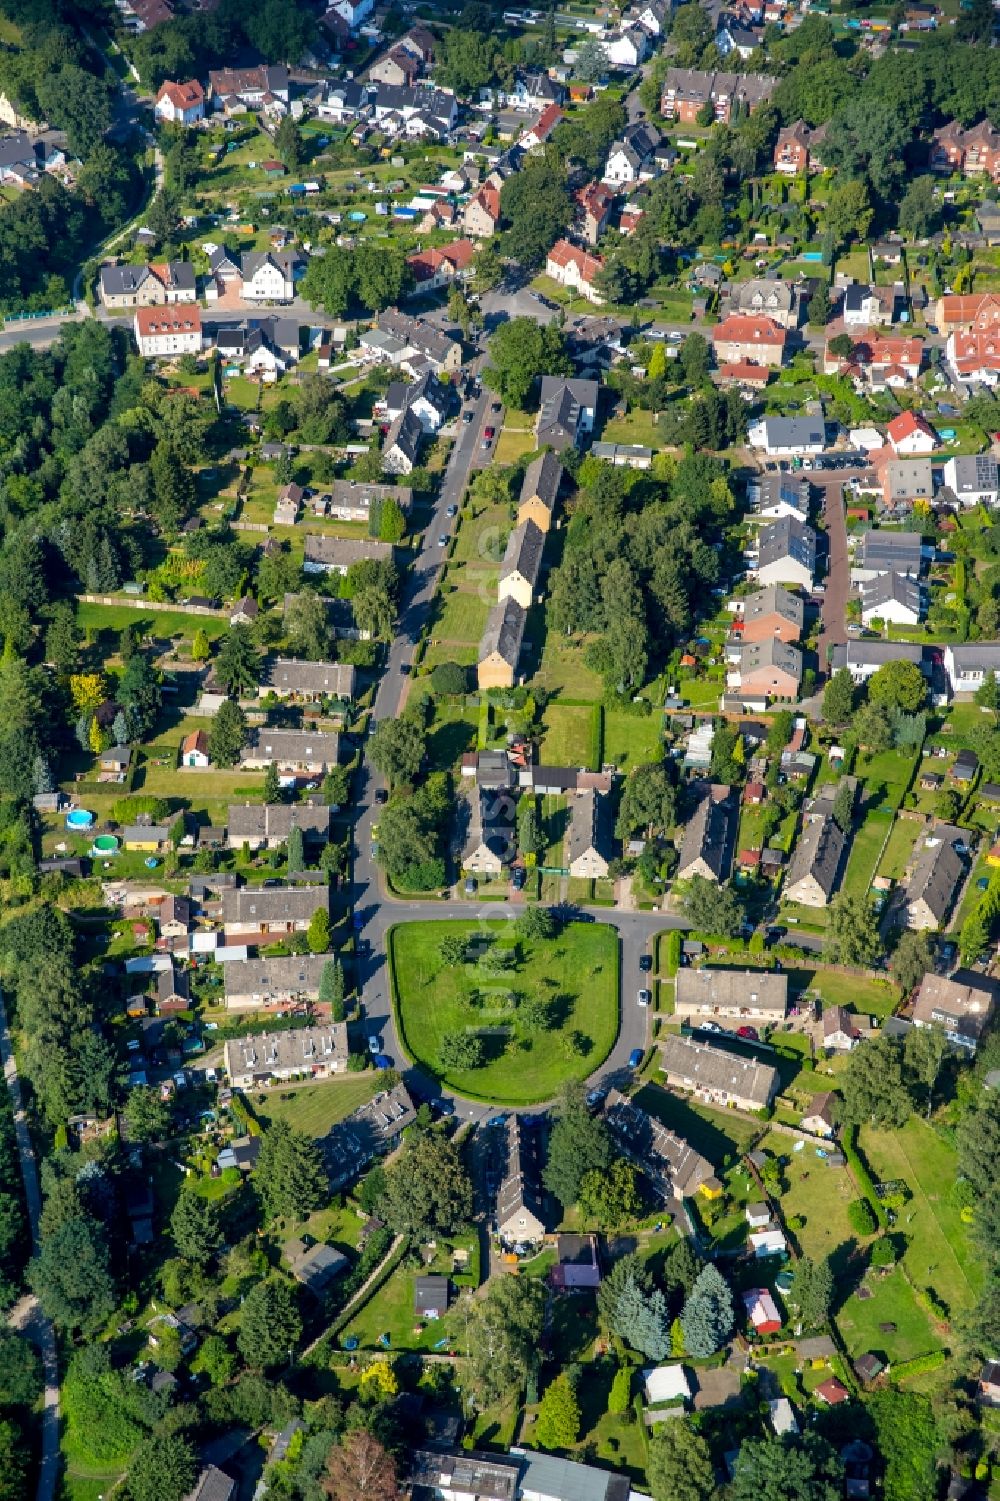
xmin=842 ymin=283 xmax=897 ymax=329
xmin=824 ymin=1004 xmax=859 ymax=1051
xmin=325 ymin=1082 xmax=417 ymax=1189
xmin=712 ymin=314 xmax=787 ymax=367
xmin=566 ymin=788 xmax=611 ymax=879
xmin=913 ymin=972 xmax=996 ymax=1051
xmin=728 ymin=278 xmax=799 ymax=329
xmin=854 ymin=528 xmax=923 ymax=582
xmin=552 ymin=1234 xmax=602 ymax=1291
xmin=207 ymin=65 xmax=290 ymax=114
xmin=887 ymin=410 xmax=937 ymax=456
xmin=946 ymin=328 xmax=1000 ymax=386
xmin=240 ymin=250 xmax=300 ymax=303
xmin=783 ymin=794 xmax=846 ymax=907
xmin=408 ymin=1452 xmax=519 ymax=1501
xmin=499 ymin=519 xmax=545 ymax=608
xmin=773 ymin=119 xmax=825 ymax=174
xmin=238 ymin=728 xmax=340 ymax=775
xmin=747 ymin=415 xmax=824 ymax=456
xmin=829 ymin=639 xmax=927 ymax=687
xmin=753 ymin=516 xmax=817 ymax=591
xmin=903 ymin=824 xmax=966 ymax=931
xmin=824 ymin=333 xmax=924 ymax=389
xmin=930 ymin=119 xmax=1000 ymax=181
xmin=660 ymin=1033 xmax=779 ymax=1111
xmin=945 ymin=642 xmax=1000 ymax=696
xmin=674 ymin=967 xmax=788 ymax=1024
xmin=604 ymin=25 xmax=651 ymax=67
xmin=728 ymin=637 xmax=803 ymax=701
xmin=577 ymin=181 xmax=614 ymax=245
xmin=881 ymin=457 xmax=934 ymax=507
xmin=226 ymin=800 xmax=330 ymax=853
xmin=325 ymin=479 xmax=413 ymax=522
xmin=493 ymin=70 xmax=566 ymax=112
xmin=369 ymin=44 xmax=421 ymax=87
xmin=307 ymin=79 xmax=367 ymax=123
xmin=745 ymin=1287 xmax=783 ymax=1334
xmin=101 ymin=260 xmax=197 ymax=309
xmin=273 ymin=482 xmax=303 ymax=526
xmin=302 ymin=536 xmax=393 ymax=574
xmin=746 ymin=474 xmax=810 ymax=525
xmin=183 ymin=1467 xmax=235 ymax=1501
xmin=284 ymin=1238 xmax=348 ymax=1295
xmin=463 ymin=183 xmax=501 ymax=238
xmin=180 ymin=730 xmax=211 ymax=768
xmin=230 ymin=597 xmax=258 ymax=627
xmin=496 ymin=1114 xmax=546 ymax=1248
xmin=716 ymin=11 xmax=761 ymax=57
xmin=156 ymin=965 xmax=189 ymax=1014
xmin=478 ymin=597 xmax=527 ymax=689
xmin=462 ymin=786 xmax=515 ymax=875
xmin=801 ymin=1092 xmax=837 ymax=1137
xmin=406 ymin=238 xmax=475 ymax=291
xmin=414 ymin=1276 xmax=450 ymax=1319
xmin=134 ymin=304 xmax=202 ymax=358
xmin=731 ymin=584 xmax=804 ymax=645
xmin=661 ymin=68 xmax=776 ymax=124
xmin=383 ymin=406 xmax=424 ymax=474
xmin=519 ymin=102 xmax=564 ymax=151
xmin=261 ymin=658 xmax=356 ymax=703
xmin=370 ymin=83 xmax=457 ymax=138
xmin=154 ymin=79 xmax=205 ymax=125
xmin=935 ymin=291 xmax=1000 ymax=334
xmin=122 ymin=816 xmax=182 ymax=852
xmin=224 ymin=1023 xmax=348 ymax=1086
xmin=518 ymin=451 xmax=563 ymax=532
xmin=115 ymin=0 xmax=174 ymax=33
xmin=978 ymin=1361 xmax=1000 ymax=1406
xmin=545 ymin=239 xmax=605 ymax=304
xmin=222 ymin=884 xmax=329 ymax=938
xmin=223 ymin=953 xmax=332 ymax=1009
xmin=603 ymin=122 xmax=662 ymax=186
xmin=943 ymin=453 xmax=999 ymax=506
xmin=676 ymin=783 xmax=735 ymax=883
xmin=536 ymin=375 xmax=599 ymax=451
xmin=382 ymin=370 xmax=449 ymax=433
xmin=860 ymin=570 xmax=923 ymax=628
xmin=158 ymin=895 xmax=191 ymax=942
xmin=375 ymin=308 xmax=463 ymax=372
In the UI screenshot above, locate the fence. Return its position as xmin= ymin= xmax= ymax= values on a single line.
xmin=80 ymin=594 xmax=229 ymax=618
xmin=233 ymin=522 xmax=269 ymax=534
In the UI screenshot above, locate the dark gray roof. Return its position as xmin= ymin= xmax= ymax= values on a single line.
xmin=948 ymin=454 xmax=999 ymax=493
xmin=385 ymin=405 xmax=424 ymax=464
xmin=496 ymin=1114 xmax=545 ymax=1236
xmin=860 ymin=570 xmax=922 ymax=617
xmin=757 ymin=516 xmax=817 ymax=572
xmin=520 ymin=450 xmax=563 ymax=513
xmin=222 ymin=884 xmax=330 ymax=925
xmin=303 ymin=534 xmax=394 ymax=567
xmin=415 ymin=1274 xmax=450 ymax=1313
xmin=859 ymin=529 xmax=922 ymax=572
xmin=677 ymin=785 xmax=734 ymax=880
xmin=904 ymin=825 xmax=965 ymax=925
xmin=500 ymin=518 xmax=545 ymax=589
xmin=785 ymin=810 xmax=845 ymax=900
xmin=101 ymin=260 xmax=196 ymax=297
xmin=659 ymin=1032 xmax=778 ymax=1109
xmin=479 ymin=597 xmax=527 ymax=668
xmin=227 ymin=800 xmax=330 ymax=842
xmin=185 ymin=1467 xmax=236 ymax=1501
xmin=537 ymin=383 xmax=581 ymax=444
xmin=262 ymin=656 xmax=356 ymax=699
xmin=740 ymin=584 xmax=804 ymax=632
xmin=565 ymin=788 xmax=610 ymax=868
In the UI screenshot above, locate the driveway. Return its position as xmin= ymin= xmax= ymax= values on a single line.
xmin=815 ymin=476 xmax=851 ymax=680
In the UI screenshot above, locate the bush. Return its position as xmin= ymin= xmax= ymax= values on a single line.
xmin=888 ymin=1351 xmax=946 ymax=1382
xmin=608 ymin=1366 xmax=631 ymax=1414
xmin=664 ymin=930 xmax=681 ymax=977
xmin=869 ymin=1237 xmax=897 ymax=1269
xmin=848 ymin=1199 xmax=877 ymax=1236
xmin=842 ymin=1127 xmax=888 ymax=1229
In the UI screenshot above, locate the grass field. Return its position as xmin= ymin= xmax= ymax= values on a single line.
xmin=539 ymin=704 xmax=594 ymax=766
xmin=854 ymin=750 xmax=918 ymax=808
xmin=250 ymin=1076 xmax=382 ymax=1136
xmin=876 ymin=817 xmax=923 ymax=881
xmin=836 ymin=1266 xmax=939 ymax=1366
xmin=339 ymin=1231 xmax=479 ymax=1352
xmin=603 ymin=709 xmax=663 ymax=770
xmin=389 ymin=920 xmax=619 ymax=1103
xmin=75 ymin=602 xmax=230 ymax=641
xmin=434 ymin=586 xmax=492 ymax=647
xmin=841 ymin=808 xmax=894 ymax=899
xmin=761 ymin=1130 xmax=858 ymax=1264
xmin=860 ymin=1118 xmax=983 ymax=1317
xmin=531 ymin=630 xmax=604 ymax=701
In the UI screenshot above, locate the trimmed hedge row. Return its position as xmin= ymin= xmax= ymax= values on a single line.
xmin=842 ymin=1127 xmax=889 ymax=1229
xmin=889 ymin=1351 xmax=946 ymax=1382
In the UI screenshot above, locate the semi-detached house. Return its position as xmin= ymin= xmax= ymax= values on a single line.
xmin=498 ymin=519 xmax=545 ymax=608
xmin=674 ymin=967 xmax=788 ymax=1023
xmin=227 ymin=800 xmax=330 ymax=852
xmin=661 ymin=68 xmax=776 ymax=124
xmin=222 ymin=884 xmax=329 ymax=937
xmin=660 ymin=1032 xmax=778 ymax=1111
xmin=730 ymin=583 xmax=804 ymax=644
xmin=903 ymin=823 xmax=966 ymax=931
xmin=545 ymin=239 xmax=605 ymax=304
xmin=238 ymin=727 xmax=340 ymax=775
xmin=102 ymin=260 xmax=196 ymax=308
xmin=223 ymin=953 xmax=333 ymax=1009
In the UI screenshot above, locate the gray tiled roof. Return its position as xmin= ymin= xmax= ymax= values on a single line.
xmin=500 ymin=518 xmax=545 ymax=588
xmin=479 ymin=597 xmax=527 ymax=667
xmin=222 ymin=884 xmax=330 ymax=925
xmin=262 ymin=656 xmax=357 ymax=699
xmin=904 ymin=825 xmax=964 ymax=925
xmin=784 ymin=811 xmax=845 ymax=900
xmin=520 ymin=450 xmax=563 ymax=513
xmin=659 ymin=1032 xmax=778 ymax=1109
xmin=227 ymin=800 xmax=330 ymax=842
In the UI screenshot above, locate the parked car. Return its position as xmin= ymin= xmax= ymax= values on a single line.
xmin=627 ymin=1048 xmax=644 ymax=1069
xmin=737 ymin=1026 xmax=759 ymax=1041
xmin=368 ymin=1035 xmax=382 ymax=1055
xmin=446 ymin=504 xmax=457 ymax=517
xmin=699 ymin=1021 xmax=723 ymax=1034
xmin=375 ymin=788 xmax=388 ymax=805
xmin=373 ymin=1054 xmax=393 ymax=1070
xmin=637 ymin=989 xmax=651 ymax=1007
xmin=484 ymin=426 xmax=495 ymax=440
xmin=639 ymin=954 xmax=652 ymax=972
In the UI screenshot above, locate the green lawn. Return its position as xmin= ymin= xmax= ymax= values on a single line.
xmin=786 ymin=967 xmax=900 ymax=1021
xmin=75 ymin=602 xmax=230 ymax=641
xmin=841 ymin=808 xmax=894 ymax=899
xmin=250 ymin=1076 xmax=383 ymax=1137
xmin=434 ymin=586 xmax=492 ymax=648
xmin=855 ymin=750 xmax=918 ymax=808
xmin=388 ymin=920 xmax=619 ymax=1103
xmin=339 ymin=1234 xmax=479 ymax=1352
xmin=602 ymin=709 xmax=663 ymax=771
xmin=836 ymin=1266 xmax=939 ymax=1367
xmin=530 ymin=630 xmax=604 ymax=701
xmin=877 ymin=817 xmax=922 ymax=882
xmin=760 ymin=1130 xmax=858 ymax=1265
xmin=539 ymin=704 xmax=594 ymax=766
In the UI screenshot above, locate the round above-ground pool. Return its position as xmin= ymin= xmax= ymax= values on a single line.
xmin=66 ymin=808 xmax=95 ymax=831
xmin=91 ymin=834 xmax=119 ymax=855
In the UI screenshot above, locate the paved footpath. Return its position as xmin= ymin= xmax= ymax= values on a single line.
xmin=0 ymin=989 xmax=60 ymax=1501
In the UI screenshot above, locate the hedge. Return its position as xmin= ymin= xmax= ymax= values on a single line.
xmin=587 ymin=705 xmax=603 ymax=772
xmin=305 ymin=1231 xmax=408 ymax=1363
xmin=889 ymin=1351 xmax=946 ymax=1382
xmin=842 ymin=1127 xmax=888 ymax=1229
xmin=664 ymin=930 xmax=682 ymax=978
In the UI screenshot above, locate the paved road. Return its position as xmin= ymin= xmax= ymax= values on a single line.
xmin=0 ymin=990 xmax=60 ymax=1501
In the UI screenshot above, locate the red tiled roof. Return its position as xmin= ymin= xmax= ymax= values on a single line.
xmin=711 ymin=314 xmax=787 ymax=347
xmin=950 ymin=329 xmax=1000 ymax=377
xmin=718 ymin=360 xmax=771 ymax=384
xmin=546 ymin=237 xmax=604 ymax=284
xmin=134 ymin=304 xmax=202 ymax=337
xmin=156 ymin=78 xmax=204 ymax=111
xmin=525 ymin=103 xmax=563 ymax=140
xmin=407 ymin=238 xmax=476 ymax=281
xmin=887 ymin=410 xmax=935 ymax=445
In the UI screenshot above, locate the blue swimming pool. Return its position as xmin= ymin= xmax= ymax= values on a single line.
xmin=66 ymin=808 xmax=94 ymax=831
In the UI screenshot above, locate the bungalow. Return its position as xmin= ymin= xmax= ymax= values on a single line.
xmin=728 ymin=638 xmax=803 ymax=701
xmin=222 ymin=884 xmax=329 ymax=938
xmin=912 ymin=972 xmax=996 ymax=1051
xmin=134 ymin=304 xmax=202 ymax=358
xmin=945 ymin=642 xmax=1000 ymax=697
xmin=566 ymin=788 xmax=611 ymax=879
xmin=886 ymin=410 xmax=937 ymax=456
xmin=180 ymin=730 xmax=211 ymax=768
xmin=903 ymin=824 xmax=965 ymax=931
xmin=860 ymin=570 xmax=923 ymax=628
xmin=238 ymin=728 xmax=340 ymax=775
xmin=783 ymin=799 xmax=845 ymax=907
xmin=478 ymin=597 xmax=527 ymax=690
xmin=730 ymin=584 xmax=804 ymax=644
xmin=226 ymin=800 xmax=329 ymax=852
xmin=499 ymin=519 xmax=545 ymax=608
xmin=302 ymin=535 xmax=394 ymax=575
xmin=660 ymin=1033 xmax=778 ymax=1111
xmin=747 ymin=416 xmax=824 ymax=457
xmin=711 ymin=315 xmax=787 ymax=367
xmin=518 ymin=451 xmax=563 ymax=532
xmin=744 ymin=1287 xmax=782 ymax=1335
xmin=261 ymin=658 xmax=356 ymax=702
xmin=545 ymin=239 xmax=605 ymax=304
xmin=100 ymin=746 xmax=132 ymax=780
xmin=552 ymin=1234 xmax=602 ymax=1291
xmin=753 ymin=517 xmax=817 ymax=592
xmin=284 ymin=1238 xmax=348 ymax=1295
xmin=746 ymin=1202 xmax=772 ymax=1230
xmin=123 ymin=816 xmax=182 ymax=852
xmin=224 ymin=1023 xmax=348 ymax=1086
xmin=815 ymin=1377 xmax=851 ymax=1406
xmin=676 ymin=783 xmax=735 ymax=883
xmin=673 ymin=967 xmax=788 ymax=1024
xmin=223 ymin=953 xmax=331 ymax=1009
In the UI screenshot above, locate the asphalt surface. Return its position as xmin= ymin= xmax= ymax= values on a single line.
xmin=0 ymin=988 xmax=59 ymax=1501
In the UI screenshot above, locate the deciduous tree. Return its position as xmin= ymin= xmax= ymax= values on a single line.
xmin=381 ymin=1131 xmax=472 ymax=1237
xmin=731 ymin=1433 xmax=843 ymax=1501
xmin=323 ymin=1430 xmax=401 ymax=1500
xmin=542 ymin=1086 xmax=613 ymax=1207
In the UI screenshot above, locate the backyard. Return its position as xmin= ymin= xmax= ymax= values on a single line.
xmin=250 ymin=1076 xmax=383 ymax=1137
xmin=388 ymin=920 xmax=620 ymax=1103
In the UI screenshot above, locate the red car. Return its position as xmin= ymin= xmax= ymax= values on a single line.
xmin=483 ymin=426 xmax=495 ymax=440
xmin=737 ymin=1026 xmax=759 ymax=1041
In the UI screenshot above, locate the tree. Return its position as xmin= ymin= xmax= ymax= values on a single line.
xmin=535 ymin=1373 xmax=581 ymax=1449
xmin=824 ymin=892 xmax=880 ymax=968
xmin=439 ymin=1032 xmax=485 ymax=1071
xmin=890 ymin=930 xmax=932 ymax=997
xmin=975 ymin=671 xmax=1000 ymax=711
xmin=381 ymin=1131 xmax=472 ymax=1237
xmin=822 ymin=669 xmax=855 ymax=725
xmin=680 ymin=1263 xmax=734 ymax=1357
xmin=831 ymin=780 xmax=854 ymax=833
xmin=679 ymin=332 xmax=711 ymax=387
xmin=648 ymin=1420 xmax=714 ymax=1501
xmin=515 ymin=905 xmax=556 ymax=942
xmin=574 ymin=34 xmax=608 ymax=82
xmin=359 ymin=1356 xmax=398 ymax=1401
xmin=731 ymin=1433 xmax=844 ymax=1501
xmin=323 ymin=1431 xmax=401 ymax=1501
xmin=118 ymin=653 xmax=161 ymax=739
xmin=517 ymin=797 xmax=543 ymax=857
xmin=191 ymin=1334 xmax=236 ymax=1387
xmin=285 ymin=590 xmax=333 ymax=660
xmin=170 ymin=1191 xmax=223 ymax=1268
xmin=608 ymin=1365 xmax=631 ymax=1415
xmin=255 ymin=1120 xmax=327 ymax=1221
xmin=430 ymin=661 xmax=468 ymax=695
xmin=466 ymin=1275 xmax=544 ymax=1404
xmin=274 ymin=114 xmax=302 ymax=169
xmin=308 ymin=907 xmax=331 ymax=953
xmin=957 ymin=1088 xmax=1000 ymax=1198
xmin=682 ymin=875 xmax=744 ymax=939
xmin=263 ymin=761 xmax=281 ymax=804
xmin=898 ymin=175 xmax=938 ymax=239
xmin=868 ymin=1390 xmax=939 ymax=1501
xmin=28 ymin=1216 xmax=115 ymax=1333
xmin=543 ymin=1087 xmax=613 ymax=1206
xmin=215 ymin=625 xmax=261 ymax=698
xmin=615 ymin=763 xmax=676 ymax=839
xmin=319 ymin=959 xmax=345 ymax=1020
xmin=483 ymin=317 xmax=571 ymax=409
xmin=124 ymin=1085 xmax=171 ymax=1143
xmin=597 ymin=1254 xmax=669 ymax=1357
xmin=853 ymin=701 xmax=893 ymax=753
xmin=208 ymin=699 xmax=247 ymax=768
xmin=191 ymin=628 xmax=210 ymax=662
xmin=368 ymin=716 xmax=426 ymax=788
xmin=578 ymin=1159 xmax=641 ymax=1229
xmin=0 ymin=1332 xmax=40 ymax=1409
xmin=868 ymin=659 xmax=926 ymax=713
xmin=840 ymin=1033 xmax=912 ymax=1129
xmin=500 ymin=157 xmax=573 ymax=269
xmin=790 ymin=1256 xmax=833 ymax=1328
xmin=127 ymin=1435 xmax=198 ymax=1501
xmin=238 ymin=1276 xmax=302 ymax=1369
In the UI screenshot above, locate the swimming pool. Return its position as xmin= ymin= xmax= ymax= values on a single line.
xmin=66 ymin=808 xmax=95 ymax=831
xmin=92 ymin=835 xmax=119 ymax=855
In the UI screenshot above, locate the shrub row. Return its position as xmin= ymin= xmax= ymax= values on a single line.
xmin=889 ymin=1351 xmax=946 ymax=1382
xmin=842 ymin=1127 xmax=888 ymax=1229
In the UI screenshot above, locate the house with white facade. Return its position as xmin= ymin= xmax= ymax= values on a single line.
xmin=545 ymin=239 xmax=605 ymax=304
xmin=134 ymin=304 xmax=202 ymax=358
